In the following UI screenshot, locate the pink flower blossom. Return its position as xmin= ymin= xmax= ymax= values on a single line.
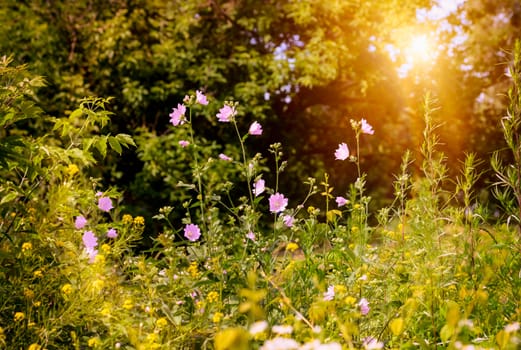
xmin=323 ymin=285 xmax=335 ymax=301
xmin=249 ymin=121 xmax=263 ymax=135
xmin=359 ymin=298 xmax=370 ymax=315
xmin=361 ymin=118 xmax=374 ymax=135
xmin=335 ymin=143 xmax=350 ymax=160
xmin=216 ymin=104 xmax=236 ymax=122
xmin=169 ymin=103 xmax=186 ymax=126
xmin=253 ymin=179 xmax=265 ymax=196
xmin=82 ymin=230 xmax=98 ymax=250
xmin=95 ymin=191 xmax=103 ymax=197
xmin=86 ymin=248 xmax=98 ymax=263
xmin=75 ymin=215 xmax=87 ymax=229
xmin=246 ymin=231 xmax=256 ymax=241
xmin=283 ymin=215 xmax=294 ymax=227
xmin=184 ymin=224 xmax=201 ymax=242
xmin=272 ymin=325 xmax=293 ymax=335
xmin=196 ymin=90 xmax=208 ymax=105
xmin=98 ymin=196 xmax=113 ymax=212
xmin=107 ymin=228 xmax=118 ymax=238
xmin=219 ymin=153 xmax=232 ymax=161
xmin=260 ymin=337 xmax=299 ymax=350
xmin=363 ymin=337 xmax=383 ymax=349
xmin=269 ymin=193 xmax=288 ymax=213
xmin=179 ymin=140 xmax=190 ymax=147
xmin=336 ymin=196 xmax=348 ymax=207
xmin=249 ymin=320 xmax=268 ymax=335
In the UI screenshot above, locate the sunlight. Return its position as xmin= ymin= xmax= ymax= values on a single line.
xmin=406 ymin=35 xmax=432 ymax=62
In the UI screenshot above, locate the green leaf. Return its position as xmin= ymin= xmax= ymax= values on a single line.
xmin=94 ymin=135 xmax=108 ymax=158
xmin=108 ymin=136 xmax=122 ymax=155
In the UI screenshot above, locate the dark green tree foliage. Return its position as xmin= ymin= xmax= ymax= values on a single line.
xmin=3 ymin=0 xmax=517 ymax=225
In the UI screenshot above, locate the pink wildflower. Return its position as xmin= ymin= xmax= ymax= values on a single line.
xmin=75 ymin=215 xmax=87 ymax=229
xmin=335 ymin=143 xmax=350 ymax=160
xmin=169 ymin=103 xmax=186 ymax=126
xmin=359 ymin=298 xmax=370 ymax=315
xmin=246 ymin=231 xmax=256 ymax=241
xmin=283 ymin=215 xmax=294 ymax=227
xmin=107 ymin=228 xmax=118 ymax=238
xmin=249 ymin=121 xmax=263 ymax=135
xmin=219 ymin=153 xmax=232 ymax=161
xmin=323 ymin=285 xmax=335 ymax=301
xmin=82 ymin=231 xmax=98 ymax=250
xmin=216 ymin=104 xmax=236 ymax=122
xmin=179 ymin=140 xmax=190 ymax=147
xmin=361 ymin=118 xmax=374 ymax=135
xmin=196 ymin=90 xmax=208 ymax=105
xmin=253 ymin=179 xmax=265 ymax=196
xmin=269 ymin=193 xmax=288 ymax=213
xmin=98 ymin=196 xmax=113 ymax=212
xmin=184 ymin=224 xmax=201 ymax=242
xmin=336 ymin=196 xmax=348 ymax=207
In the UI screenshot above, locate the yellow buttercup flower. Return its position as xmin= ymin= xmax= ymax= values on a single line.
xmin=122 ymin=214 xmax=133 ymax=224
xmin=212 ymin=312 xmax=224 ymax=323
xmin=122 ymin=298 xmax=134 ymax=310
xmin=156 ymin=317 xmax=168 ymax=329
xmin=133 ymin=216 xmax=145 ymax=226
xmin=61 ymin=284 xmax=73 ymax=295
xmin=14 ymin=312 xmax=25 ymax=322
xmin=67 ymin=164 xmax=79 ymax=177
xmin=286 ymin=242 xmax=299 ymax=252
xmin=87 ymin=337 xmax=101 ymax=347
xmin=22 ymin=242 xmax=32 ymax=252
xmin=28 ymin=344 xmax=41 ymax=350
xmin=207 ymin=291 xmax=219 ymax=303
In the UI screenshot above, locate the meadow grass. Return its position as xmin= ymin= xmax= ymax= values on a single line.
xmin=0 ymin=56 xmax=520 ymax=350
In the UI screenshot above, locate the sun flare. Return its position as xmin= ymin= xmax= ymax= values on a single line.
xmin=405 ymin=34 xmax=436 ymax=63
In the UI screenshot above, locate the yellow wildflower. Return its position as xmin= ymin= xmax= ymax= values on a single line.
xmin=187 ymin=261 xmax=200 ymax=278
xmin=24 ymin=288 xmax=34 ymax=299
xmin=67 ymin=164 xmax=79 ymax=177
xmin=61 ymin=284 xmax=73 ymax=295
xmin=207 ymin=291 xmax=219 ymax=303
xmin=146 ymin=333 xmax=159 ymax=343
xmin=21 ymin=242 xmax=32 ymax=252
xmin=285 ymin=242 xmax=299 ymax=252
xmin=156 ymin=317 xmax=168 ymax=329
xmin=353 ymin=204 xmax=361 ymax=210
xmin=87 ymin=337 xmax=101 ymax=348
xmin=212 ymin=312 xmax=224 ymax=323
xmin=101 ymin=244 xmax=111 ymax=254
xmin=92 ymin=279 xmax=105 ymax=292
xmin=122 ymin=214 xmax=133 ymax=224
xmin=33 ymin=301 xmax=41 ymax=307
xmin=133 ymin=216 xmax=145 ymax=226
xmin=335 ymin=285 xmax=347 ymax=294
xmin=345 ymin=296 xmax=357 ymax=305
xmin=100 ymin=303 xmax=112 ymax=317
xmin=28 ymin=344 xmax=41 ymax=350
xmin=122 ymin=298 xmax=134 ymax=310
xmin=0 ymin=326 xmax=4 ymax=344
xmin=14 ymin=312 xmax=25 ymax=322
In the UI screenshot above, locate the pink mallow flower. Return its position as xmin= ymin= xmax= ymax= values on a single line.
xmin=359 ymin=298 xmax=370 ymax=315
xmin=361 ymin=118 xmax=374 ymax=135
xmin=336 ymin=196 xmax=348 ymax=207
xmin=107 ymin=228 xmax=118 ymax=238
xmin=219 ymin=153 xmax=232 ymax=161
xmin=246 ymin=231 xmax=256 ymax=241
xmin=335 ymin=143 xmax=350 ymax=160
xmin=283 ymin=215 xmax=294 ymax=227
xmin=249 ymin=121 xmax=263 ymax=135
xmin=323 ymin=285 xmax=335 ymax=301
xmin=82 ymin=230 xmax=98 ymax=250
xmin=169 ymin=103 xmax=186 ymax=126
xmin=216 ymin=104 xmax=236 ymax=122
xmin=269 ymin=193 xmax=288 ymax=213
xmin=75 ymin=215 xmax=87 ymax=229
xmin=196 ymin=90 xmax=208 ymax=105
xmin=184 ymin=224 xmax=201 ymax=242
xmin=253 ymin=179 xmax=265 ymax=196
xmin=98 ymin=196 xmax=113 ymax=212
xmin=179 ymin=140 xmax=190 ymax=147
